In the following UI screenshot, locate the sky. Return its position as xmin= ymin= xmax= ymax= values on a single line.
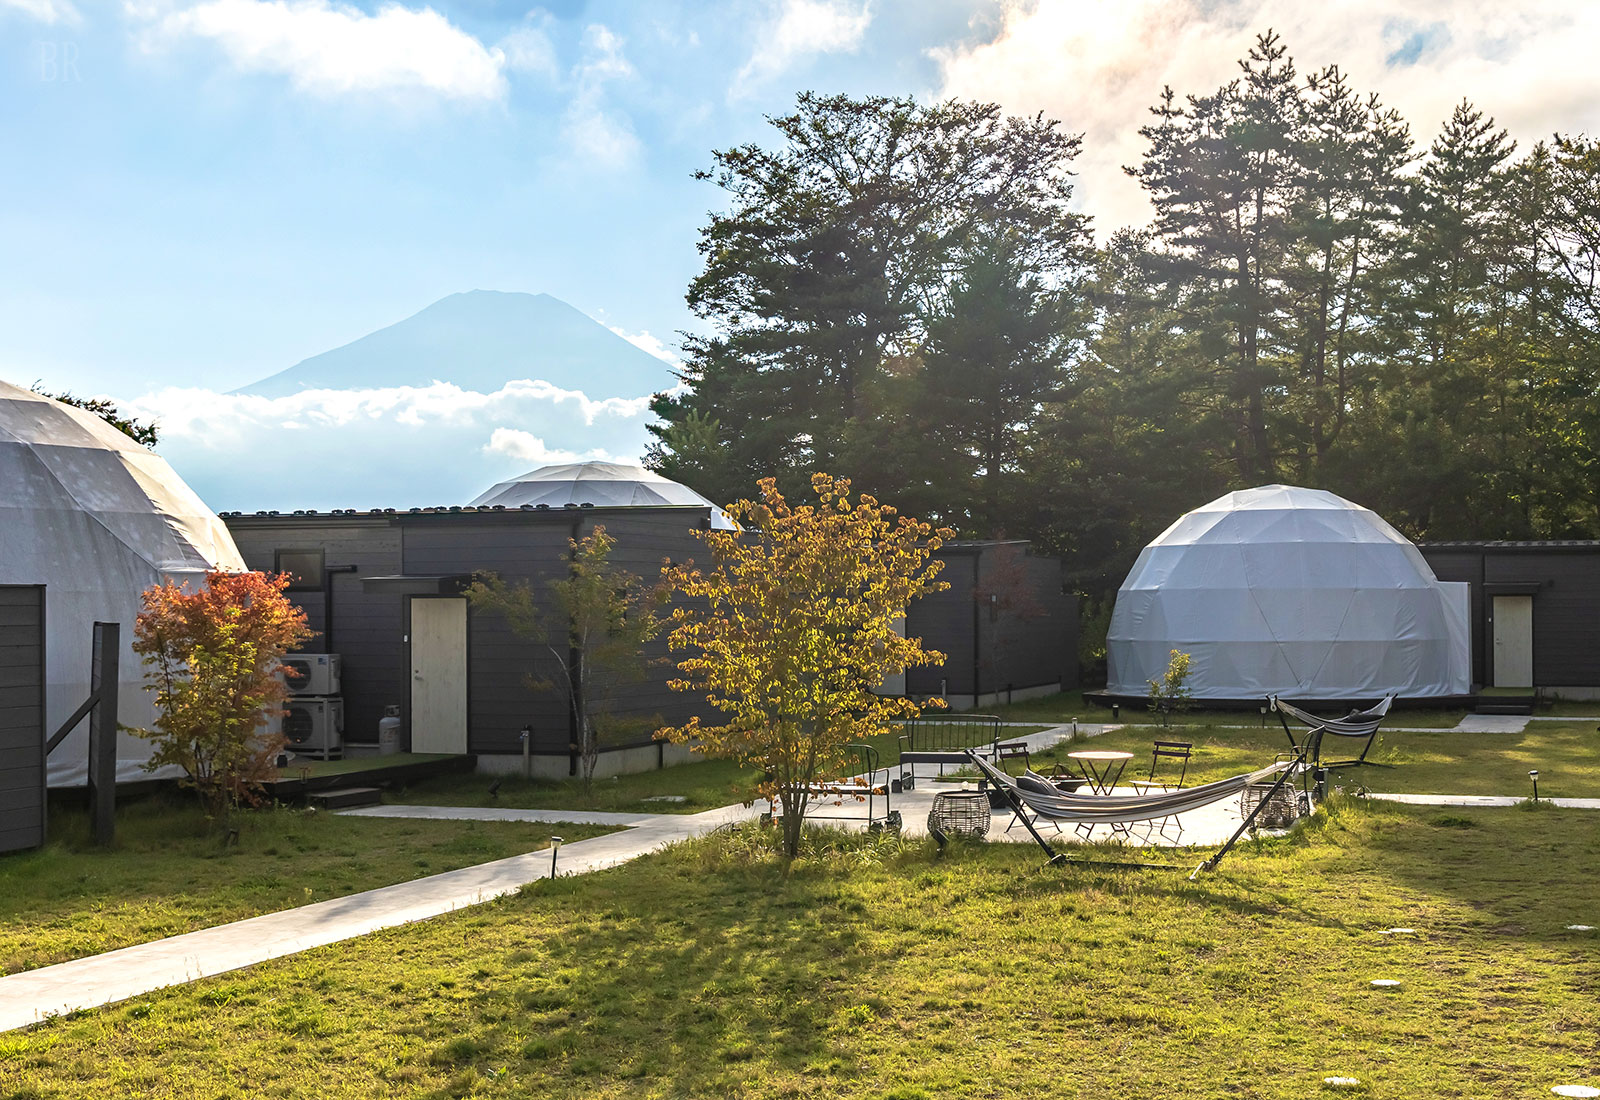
xmin=5 ymin=0 xmax=1600 ymax=507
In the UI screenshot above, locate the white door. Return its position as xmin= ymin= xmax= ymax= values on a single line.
xmin=411 ymin=598 xmax=467 ymax=754
xmin=1491 ymin=595 xmax=1534 ymax=688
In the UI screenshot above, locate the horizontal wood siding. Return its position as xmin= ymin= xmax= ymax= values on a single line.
xmin=227 ymin=521 xmax=405 ymax=745
xmin=1420 ymin=545 xmax=1600 ymax=688
xmin=907 ymin=551 xmax=979 ymax=695
xmin=1487 ymin=554 xmax=1600 ymax=687
xmin=403 ymin=514 xmax=712 ymax=756
xmin=0 ymin=586 xmax=44 ymax=853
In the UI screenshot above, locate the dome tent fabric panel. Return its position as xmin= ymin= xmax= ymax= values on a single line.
xmin=1107 ymin=485 xmax=1470 ymax=700
xmin=470 ymin=461 xmax=739 ymax=529
xmin=0 ymin=382 xmax=245 ymax=786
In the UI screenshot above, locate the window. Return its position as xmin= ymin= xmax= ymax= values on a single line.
xmin=275 ymin=549 xmax=326 ymax=592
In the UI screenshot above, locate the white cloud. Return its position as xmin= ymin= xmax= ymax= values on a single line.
xmin=484 ymin=428 xmax=627 ymax=465
xmin=499 ymin=14 xmax=557 ymax=78
xmin=122 ymin=379 xmax=656 ymax=510
xmin=139 ymin=0 xmax=508 ymax=100
xmin=606 ymin=325 xmax=680 ymax=366
xmin=735 ymin=0 xmax=871 ymax=93
xmin=0 ymin=0 xmax=81 ymax=24
xmin=932 ymin=0 xmax=1600 ymax=233
xmin=561 ymin=23 xmax=639 ymax=167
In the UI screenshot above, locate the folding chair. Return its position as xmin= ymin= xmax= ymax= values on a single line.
xmin=1127 ymin=740 xmax=1192 ymax=842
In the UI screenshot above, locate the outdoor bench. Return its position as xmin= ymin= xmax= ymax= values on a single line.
xmin=897 ymin=714 xmax=1003 ymax=790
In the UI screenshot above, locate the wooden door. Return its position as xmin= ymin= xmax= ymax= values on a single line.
xmin=410 ymin=598 xmax=467 ymax=754
xmin=1491 ymin=595 xmax=1534 ymax=688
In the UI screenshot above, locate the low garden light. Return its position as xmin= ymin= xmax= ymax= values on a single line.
xmin=1530 ymin=770 xmax=1540 ymax=802
xmin=549 ymin=836 xmax=563 ymax=877
xmin=1259 ymin=704 xmax=1268 ymax=728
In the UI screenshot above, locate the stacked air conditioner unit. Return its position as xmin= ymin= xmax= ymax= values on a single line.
xmin=280 ymin=653 xmax=344 ymax=759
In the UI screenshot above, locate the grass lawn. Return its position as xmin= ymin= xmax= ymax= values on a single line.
xmin=391 ymin=727 xmax=1056 ymax=814
xmin=4 ymin=799 xmax=1598 ymax=1098
xmin=0 ymin=793 xmax=616 ymax=976
xmin=1023 ymin=722 xmax=1600 ymax=798
xmin=993 ymin=690 xmax=1471 ymax=729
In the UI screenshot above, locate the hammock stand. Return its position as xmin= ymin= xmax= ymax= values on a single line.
xmin=965 ymin=742 xmax=1313 ymax=876
xmin=1272 ymin=694 xmax=1395 ymax=768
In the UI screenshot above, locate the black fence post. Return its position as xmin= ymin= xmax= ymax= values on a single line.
xmin=87 ymin=621 xmax=119 ymax=847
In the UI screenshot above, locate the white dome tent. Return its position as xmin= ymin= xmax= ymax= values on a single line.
xmin=1107 ymin=485 xmax=1470 ymax=701
xmin=0 ymin=382 xmax=246 ymax=785
xmin=470 ymin=461 xmax=738 ymax=530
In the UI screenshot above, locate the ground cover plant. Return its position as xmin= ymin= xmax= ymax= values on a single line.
xmin=388 ymin=726 xmax=1055 ymax=814
xmin=0 ymin=792 xmax=614 ymax=975
xmin=5 ymin=799 xmax=1598 ymax=1098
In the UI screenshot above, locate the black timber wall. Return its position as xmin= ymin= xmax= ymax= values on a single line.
xmin=0 ymin=586 xmax=45 ymax=854
xmin=226 ymin=509 xmax=713 ymax=757
xmin=906 ymin=544 xmax=1078 ymax=697
xmin=1421 ymin=543 xmax=1600 ymax=688
xmin=402 ymin=511 xmax=708 ymax=756
xmin=228 ymin=519 xmax=408 ymax=745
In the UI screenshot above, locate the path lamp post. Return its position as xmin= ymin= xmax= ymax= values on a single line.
xmin=549 ymin=836 xmax=563 ymax=877
xmin=1530 ymin=770 xmax=1540 ymax=802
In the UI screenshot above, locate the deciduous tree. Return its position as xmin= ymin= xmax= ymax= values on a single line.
xmin=465 ymin=526 xmax=663 ymax=792
xmin=131 ymin=571 xmax=313 ymax=830
xmin=658 ymin=474 xmax=952 ymax=859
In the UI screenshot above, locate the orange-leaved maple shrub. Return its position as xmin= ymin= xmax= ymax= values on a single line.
xmin=657 ymin=473 xmax=952 ymax=858
xmin=131 ymin=570 xmax=314 ymax=827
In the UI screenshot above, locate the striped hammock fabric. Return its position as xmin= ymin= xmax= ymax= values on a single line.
xmin=967 ymin=752 xmax=1291 ymax=825
xmin=1271 ymin=694 xmax=1393 ymax=738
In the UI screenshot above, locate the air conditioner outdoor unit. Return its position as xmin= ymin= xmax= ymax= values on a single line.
xmin=281 ymin=695 xmax=344 ymax=759
xmin=281 ymin=653 xmax=341 ymax=696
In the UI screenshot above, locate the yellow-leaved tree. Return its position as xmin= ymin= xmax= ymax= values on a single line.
xmin=658 ymin=473 xmax=952 ymax=858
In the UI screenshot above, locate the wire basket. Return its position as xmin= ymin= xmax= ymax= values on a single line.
xmin=1241 ymin=782 xmax=1307 ymax=830
xmin=928 ymin=791 xmax=991 ymax=838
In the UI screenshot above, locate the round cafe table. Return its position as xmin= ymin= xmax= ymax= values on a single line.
xmin=1066 ymin=750 xmax=1135 ymax=795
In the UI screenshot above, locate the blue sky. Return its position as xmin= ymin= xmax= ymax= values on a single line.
xmin=1 ymin=0 xmax=989 ymax=395
xmin=4 ymin=0 xmax=1600 ymax=509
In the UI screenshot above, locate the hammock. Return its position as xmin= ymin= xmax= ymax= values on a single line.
xmin=967 ymin=753 xmax=1290 ymax=825
xmin=965 ymin=748 xmax=1310 ymax=876
xmin=1271 ymin=694 xmax=1394 ymax=766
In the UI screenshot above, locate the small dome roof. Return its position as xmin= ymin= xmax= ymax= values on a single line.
xmin=470 ymin=461 xmax=738 ymax=529
xmin=1107 ymin=485 xmax=1469 ymax=699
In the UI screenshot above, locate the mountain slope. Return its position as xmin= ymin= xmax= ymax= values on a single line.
xmin=233 ymin=290 xmax=673 ymax=397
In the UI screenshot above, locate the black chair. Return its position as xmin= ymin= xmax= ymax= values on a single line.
xmin=1128 ymin=740 xmax=1192 ymax=842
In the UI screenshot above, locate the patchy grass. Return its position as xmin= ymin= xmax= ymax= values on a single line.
xmin=993 ymin=691 xmax=1469 ymax=729
xmin=0 ymin=792 xmax=615 ymax=975
xmin=1022 ymin=722 xmax=1600 ymax=799
xmin=392 ymin=728 xmax=1055 ymax=814
xmin=5 ymin=800 xmax=1599 ymax=1099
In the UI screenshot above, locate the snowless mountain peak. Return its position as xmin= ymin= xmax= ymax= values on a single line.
xmin=233 ymin=290 xmax=672 ymax=398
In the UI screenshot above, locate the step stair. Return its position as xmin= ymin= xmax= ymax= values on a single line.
xmin=308 ymin=787 xmax=384 ymax=811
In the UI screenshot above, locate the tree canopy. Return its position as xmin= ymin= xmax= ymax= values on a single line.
xmin=650 ymin=36 xmax=1600 ymax=608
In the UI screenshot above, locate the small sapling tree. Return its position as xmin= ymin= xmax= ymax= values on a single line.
xmin=658 ymin=473 xmax=952 ymax=859
xmin=131 ymin=570 xmax=313 ymax=831
xmin=465 ymin=526 xmax=663 ymax=792
xmin=1147 ymin=648 xmax=1194 ymax=727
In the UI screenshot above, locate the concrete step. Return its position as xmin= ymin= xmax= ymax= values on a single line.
xmin=308 ymin=787 xmax=383 ymax=810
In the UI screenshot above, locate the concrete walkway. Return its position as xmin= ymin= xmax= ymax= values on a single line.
xmin=0 ymin=801 xmax=756 ymax=1033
